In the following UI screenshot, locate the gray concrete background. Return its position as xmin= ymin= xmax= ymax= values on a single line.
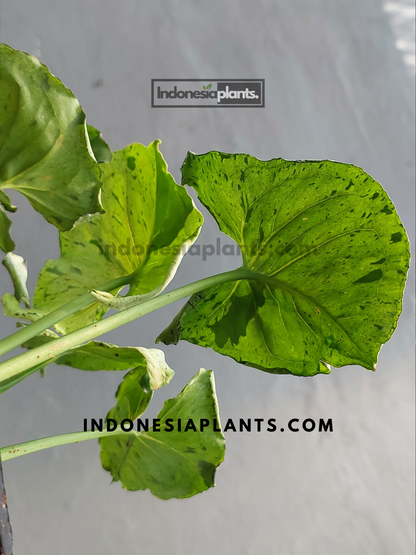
xmin=0 ymin=1 xmax=414 ymax=554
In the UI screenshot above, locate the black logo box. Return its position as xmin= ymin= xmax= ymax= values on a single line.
xmin=151 ymin=79 xmax=265 ymax=108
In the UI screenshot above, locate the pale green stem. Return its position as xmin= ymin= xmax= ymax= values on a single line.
xmin=0 ymin=273 xmax=134 ymax=357
xmin=0 ymin=268 xmax=259 ymax=386
xmin=1 ymin=429 xmax=135 ymax=461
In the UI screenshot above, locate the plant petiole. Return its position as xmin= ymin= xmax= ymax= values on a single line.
xmin=0 ymin=267 xmax=260 ymax=386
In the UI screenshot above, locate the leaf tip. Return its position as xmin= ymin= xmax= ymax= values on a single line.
xmin=153 ymin=138 xmax=162 ymax=150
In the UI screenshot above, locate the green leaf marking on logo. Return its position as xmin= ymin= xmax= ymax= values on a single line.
xmin=100 ymin=368 xmax=225 ymax=499
xmin=157 ymin=152 xmax=410 ymax=377
xmin=0 ymin=45 xmax=103 ymax=251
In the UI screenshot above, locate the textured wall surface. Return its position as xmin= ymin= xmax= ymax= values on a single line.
xmin=0 ymin=1 xmax=414 ymax=554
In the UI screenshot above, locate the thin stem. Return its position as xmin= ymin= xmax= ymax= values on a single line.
xmin=0 ymin=267 xmax=259 ymax=386
xmin=1 ymin=429 xmax=134 ymax=461
xmin=0 ymin=274 xmax=133 ymax=357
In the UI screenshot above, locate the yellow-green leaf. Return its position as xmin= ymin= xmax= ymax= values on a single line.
xmin=0 ymin=44 xmax=103 ymax=251
xmin=100 ymin=369 xmax=225 ymax=499
xmin=32 ymin=141 xmax=203 ymax=333
xmin=157 ymin=153 xmax=410 ymax=376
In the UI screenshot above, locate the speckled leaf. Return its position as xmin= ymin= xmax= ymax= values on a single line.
xmin=20 ymin=337 xmax=174 ymax=388
xmin=32 ymin=141 xmax=203 ymax=333
xmin=103 ymin=367 xmax=153 ymax=428
xmin=87 ymin=125 xmax=112 ymax=164
xmin=157 ymin=152 xmax=410 ymax=376
xmin=100 ymin=368 xmax=225 ymax=499
xmin=60 ymin=343 xmax=174 ymax=393
xmin=2 ymin=292 xmax=45 ymax=323
xmin=0 ymin=45 xmax=102 ymax=250
xmin=93 ymin=347 xmax=175 ymax=444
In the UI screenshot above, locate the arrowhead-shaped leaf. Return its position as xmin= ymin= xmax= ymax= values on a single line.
xmin=31 ymin=141 xmax=203 ymax=333
xmin=157 ymin=152 xmax=410 ymax=376
xmin=0 ymin=44 xmax=103 ymax=250
xmin=100 ymin=368 xmax=225 ymax=499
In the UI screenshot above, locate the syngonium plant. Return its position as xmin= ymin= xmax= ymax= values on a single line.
xmin=0 ymin=44 xmax=411 ymax=511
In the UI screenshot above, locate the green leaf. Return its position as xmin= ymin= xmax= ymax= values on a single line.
xmin=32 ymin=141 xmax=203 ymax=333
xmin=87 ymin=124 xmax=112 ymax=164
xmin=100 ymin=368 xmax=225 ymax=499
xmin=0 ymin=206 xmax=15 ymax=253
xmin=2 ymin=332 xmax=172 ymax=403
xmin=0 ymin=190 xmax=17 ymax=252
xmin=60 ymin=343 xmax=174 ymax=390
xmin=157 ymin=152 xmax=410 ymax=376
xmin=105 ymin=367 xmax=153 ymax=425
xmin=0 ymin=191 xmax=17 ymax=212
xmin=2 ymin=292 xmax=45 ymax=323
xmin=2 ymin=252 xmax=30 ymax=306
xmin=0 ymin=44 xmax=102 ymax=248
xmin=20 ymin=337 xmax=174 ymax=385
xmin=94 ymin=347 xmax=174 ymax=443
xmin=207 ymin=83 xmax=212 ymax=90
xmin=3 ymin=336 xmax=173 ymax=397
